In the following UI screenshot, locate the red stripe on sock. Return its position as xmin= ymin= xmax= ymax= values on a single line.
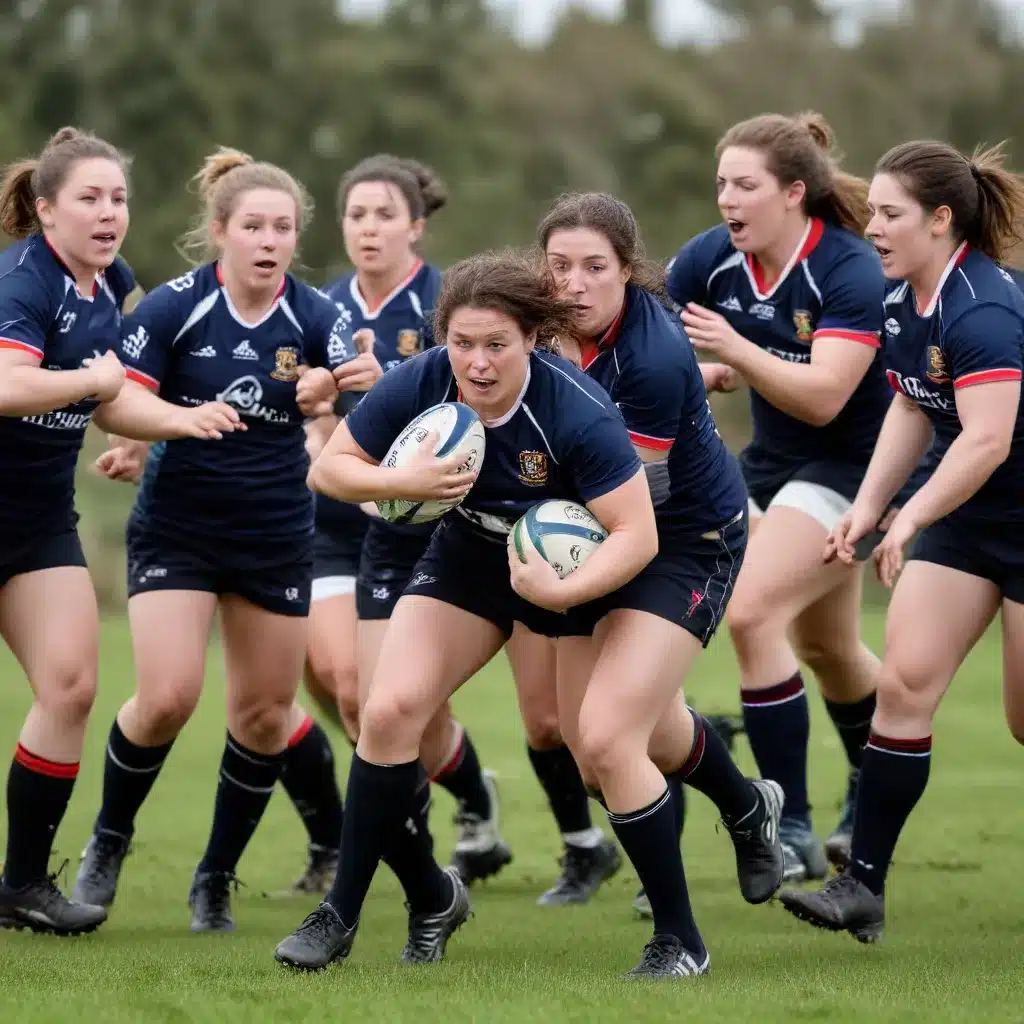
xmin=432 ymin=733 xmax=466 ymax=781
xmin=287 ymin=715 xmax=315 ymax=748
xmin=868 ymin=732 xmax=932 ymax=754
xmin=741 ymin=673 xmax=805 ymax=706
xmin=15 ymin=744 xmax=80 ymax=779
xmin=678 ymin=718 xmax=706 ymax=777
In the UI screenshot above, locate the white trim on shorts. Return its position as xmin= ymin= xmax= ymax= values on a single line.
xmin=748 ymin=481 xmax=851 ymax=533
xmin=311 ymin=575 xmax=356 ymax=602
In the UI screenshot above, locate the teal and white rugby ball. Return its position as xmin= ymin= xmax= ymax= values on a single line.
xmin=377 ymin=402 xmax=484 ymax=525
xmin=511 ymin=500 xmax=608 ymax=579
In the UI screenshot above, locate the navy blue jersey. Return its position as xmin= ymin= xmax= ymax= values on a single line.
xmin=119 ymin=262 xmax=354 ymax=564
xmin=315 ymin=261 xmax=442 ymax=540
xmin=580 ymin=284 xmax=746 ymax=539
xmin=345 ymin=346 xmax=642 ymax=540
xmin=667 ymin=219 xmax=890 ymax=485
xmin=883 ymin=245 xmax=1024 ymax=523
xmin=0 ymin=235 xmax=135 ymax=543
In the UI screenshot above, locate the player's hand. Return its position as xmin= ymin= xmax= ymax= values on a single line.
xmin=83 ymin=350 xmax=127 ymax=403
xmin=393 ymin=429 xmax=478 ymax=501
xmin=353 ymin=328 xmax=376 ymax=355
xmin=507 ymin=538 xmax=570 ymax=612
xmin=296 ymin=365 xmax=338 ymax=417
xmin=824 ymin=503 xmax=882 ymax=566
xmin=334 ymin=351 xmax=383 ymax=393
xmin=176 ymin=401 xmax=245 ymax=440
xmin=701 ymin=361 xmax=741 ymax=394
xmin=681 ymin=304 xmax=745 ymax=363
xmin=93 ymin=439 xmax=149 ymax=484
xmin=872 ymin=507 xmax=918 ymax=589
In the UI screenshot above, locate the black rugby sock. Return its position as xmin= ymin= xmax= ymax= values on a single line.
xmin=433 ymin=726 xmax=491 ymax=820
xmin=824 ymin=692 xmax=877 ymax=770
xmin=95 ymin=720 xmax=175 ymax=839
xmin=280 ymin=716 xmax=344 ymax=850
xmin=527 ymin=744 xmax=594 ymax=838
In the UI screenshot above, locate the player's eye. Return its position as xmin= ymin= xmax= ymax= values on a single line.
xmin=589 ymin=264 xmax=605 ymax=273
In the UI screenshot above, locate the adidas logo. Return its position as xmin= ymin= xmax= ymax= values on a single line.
xmin=190 ymin=345 xmax=216 ymax=358
xmin=232 ymin=340 xmax=258 ymax=361
xmin=718 ymin=296 xmax=743 ymax=313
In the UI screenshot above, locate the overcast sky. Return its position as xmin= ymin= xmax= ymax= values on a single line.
xmin=340 ymin=0 xmax=1023 ymax=45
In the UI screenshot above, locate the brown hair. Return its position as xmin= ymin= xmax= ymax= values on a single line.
xmin=716 ymin=111 xmax=869 ymax=235
xmin=0 ymin=126 xmax=128 ymax=240
xmin=875 ymin=140 xmax=1024 ymax=262
xmin=337 ymin=154 xmax=448 ymax=224
xmin=537 ymin=191 xmax=665 ymax=294
xmin=178 ymin=146 xmax=313 ymax=263
xmin=434 ymin=249 xmax=581 ymax=353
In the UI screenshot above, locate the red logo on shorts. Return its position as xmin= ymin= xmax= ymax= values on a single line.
xmin=687 ymin=589 xmax=705 ymax=618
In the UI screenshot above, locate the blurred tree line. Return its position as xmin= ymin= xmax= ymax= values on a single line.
xmin=3 ymin=0 xmax=1020 ymax=605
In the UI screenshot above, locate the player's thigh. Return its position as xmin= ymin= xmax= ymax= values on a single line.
xmin=220 ymin=594 xmax=308 ymax=729
xmin=789 ymin=565 xmax=865 ymax=666
xmin=360 ymin=596 xmax=505 ymax=761
xmin=0 ymin=565 xmax=99 ymax=712
xmin=307 ymin=592 xmax=358 ymax=704
xmin=727 ymin=503 xmax=852 ymax=631
xmin=507 ymin=622 xmax=560 ymax=744
xmin=878 ymin=561 xmax=999 ymax=725
xmin=555 ymin=634 xmax=597 ymax=761
xmin=577 ymin=610 xmax=702 ymax=770
xmin=127 ymin=589 xmax=218 ymax=716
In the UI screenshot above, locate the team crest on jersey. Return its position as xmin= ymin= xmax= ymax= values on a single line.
xmin=270 ymin=346 xmax=300 ymax=382
xmin=925 ymin=345 xmax=949 ymax=384
xmin=397 ymin=329 xmax=422 ymax=358
xmin=518 ymin=450 xmax=548 ymax=486
xmin=792 ymin=310 xmax=814 ymax=344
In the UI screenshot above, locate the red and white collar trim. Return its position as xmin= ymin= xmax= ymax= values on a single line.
xmin=456 ymin=362 xmax=532 ymax=427
xmin=580 ymin=297 xmax=627 ymax=370
xmin=350 ymin=258 xmax=423 ymax=320
xmin=215 ymin=261 xmax=287 ymax=327
xmin=44 ymin=236 xmax=100 ymax=299
xmin=743 ymin=217 xmax=824 ymax=301
xmin=916 ymin=241 xmax=969 ymax=318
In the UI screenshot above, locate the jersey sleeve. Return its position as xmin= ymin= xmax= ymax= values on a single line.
xmin=117 ymin=283 xmax=187 ymax=392
xmin=665 ymin=230 xmax=717 ymax=308
xmin=0 ymin=266 xmax=53 ymax=361
xmin=813 ymin=253 xmax=884 ymax=347
xmin=944 ymin=304 xmax=1024 ymax=390
xmin=567 ymin=408 xmax=643 ymax=503
xmin=344 ymin=356 xmax=426 ymax=462
xmin=615 ymin=352 xmax=686 ymax=451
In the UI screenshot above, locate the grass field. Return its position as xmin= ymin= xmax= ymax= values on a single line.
xmin=0 ymin=609 xmax=1022 ymax=1023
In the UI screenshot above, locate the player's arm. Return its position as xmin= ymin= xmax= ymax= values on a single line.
xmin=0 ymin=346 xmax=116 ymax=415
xmin=850 ymin=393 xmax=934 ymax=522
xmin=894 ymin=307 xmax=1022 ymax=531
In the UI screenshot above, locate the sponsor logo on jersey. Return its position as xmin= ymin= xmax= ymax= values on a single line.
xmin=925 ymin=345 xmax=950 ymax=384
xmin=397 ymin=328 xmax=422 ymax=358
xmin=717 ymin=296 xmax=743 ymax=313
xmin=884 ymin=317 xmax=901 ymax=337
xmin=270 ymin=346 xmax=299 ymax=382
xmin=167 ymin=271 xmax=196 ymax=293
xmin=215 ymin=375 xmax=292 ymax=423
xmin=190 ymin=345 xmax=217 ymax=358
xmin=123 ymin=325 xmax=149 ymax=360
xmin=518 ymin=450 xmax=548 ymax=486
xmin=58 ymin=311 xmax=77 ymax=334
xmin=792 ymin=310 xmax=814 ymax=344
xmin=232 ymin=340 xmax=259 ymax=361
xmin=749 ymin=302 xmax=775 ymax=321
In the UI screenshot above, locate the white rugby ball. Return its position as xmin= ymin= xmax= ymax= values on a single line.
xmin=376 ymin=402 xmax=485 ymax=525
xmin=511 ymin=499 xmax=608 ymax=580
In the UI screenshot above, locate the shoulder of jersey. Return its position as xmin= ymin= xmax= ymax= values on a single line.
xmin=146 ymin=262 xmax=217 ymax=303
xmin=105 ymin=255 xmax=136 ymax=303
xmin=812 ymin=221 xmax=880 ymax=266
xmin=287 ymin=274 xmax=340 ymax=318
xmin=533 ymin=349 xmax=615 ymax=407
xmin=683 ymin=223 xmax=734 ymax=263
xmin=320 ymin=271 xmax=355 ymax=304
xmin=417 ymin=263 xmax=444 ymax=305
xmin=0 ymin=236 xmax=56 ymax=293
xmin=955 ymin=250 xmax=1024 ymax=316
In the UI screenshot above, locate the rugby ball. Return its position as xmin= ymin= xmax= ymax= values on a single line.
xmin=511 ymin=500 xmax=608 ymax=579
xmin=376 ymin=402 xmax=485 ymax=524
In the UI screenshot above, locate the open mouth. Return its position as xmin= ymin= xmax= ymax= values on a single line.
xmin=874 ymin=244 xmax=893 ymax=263
xmin=254 ymin=259 xmax=277 ymax=271
xmin=467 ymin=377 xmax=496 ymax=392
xmin=726 ymin=218 xmax=747 ymax=235
xmin=92 ymin=231 xmax=116 ymax=246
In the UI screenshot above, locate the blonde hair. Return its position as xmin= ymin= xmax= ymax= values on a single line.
xmin=0 ymin=126 xmax=128 ymax=239
xmin=717 ymin=111 xmax=870 ymax=235
xmin=177 ymin=146 xmax=313 ymax=264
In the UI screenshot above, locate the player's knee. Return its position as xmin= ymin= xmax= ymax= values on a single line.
xmin=361 ymin=688 xmax=429 ymax=749
xmin=522 ymin=706 xmax=563 ymax=748
xmin=875 ymin=661 xmax=940 ymax=722
xmin=36 ymin=660 xmax=97 ymax=726
xmin=576 ymin=712 xmax=635 ymax=784
xmin=140 ymin=682 xmax=202 ymax=739
xmin=794 ymin=634 xmax=852 ymax=679
xmin=726 ymin=591 xmax=777 ymax=646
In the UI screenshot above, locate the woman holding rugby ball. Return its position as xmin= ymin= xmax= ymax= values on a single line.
xmin=274 ymin=249 xmax=658 ymax=974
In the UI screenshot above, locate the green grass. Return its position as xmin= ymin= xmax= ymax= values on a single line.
xmin=1 ymin=610 xmax=1022 ymax=1022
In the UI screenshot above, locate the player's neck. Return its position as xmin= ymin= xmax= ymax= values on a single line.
xmin=356 ymin=254 xmax=420 ymax=310
xmin=219 ymin=263 xmax=282 ymax=324
xmin=908 ymin=241 xmax=962 ymax=316
xmin=45 ymin=233 xmax=97 ymax=296
xmin=752 ymin=216 xmax=810 ymax=287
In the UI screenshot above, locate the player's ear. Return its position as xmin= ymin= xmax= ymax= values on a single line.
xmin=524 ymin=329 xmax=538 ymax=354
xmin=785 ymin=178 xmax=807 ymax=212
xmin=619 ymin=262 xmax=632 ymax=286
xmin=929 ymin=204 xmax=953 ymax=239
xmin=35 ymin=195 xmax=54 ymax=230
xmin=409 ymin=217 xmax=426 ymax=247
xmin=210 ymin=218 xmax=227 ymax=251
